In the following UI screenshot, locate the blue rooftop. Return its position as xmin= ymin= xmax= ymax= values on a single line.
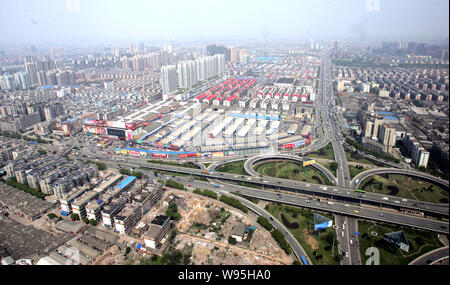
xmin=115 ymin=176 xmax=136 ymax=190
xmin=384 ymin=116 xmax=399 ymax=120
xmin=375 ymin=111 xmax=394 ymax=115
xmin=38 ymin=85 xmax=54 ymax=90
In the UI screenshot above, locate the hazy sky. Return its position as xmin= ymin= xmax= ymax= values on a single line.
xmin=1 ymin=0 xmax=448 ymax=44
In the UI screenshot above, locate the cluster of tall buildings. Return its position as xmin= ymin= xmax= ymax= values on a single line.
xmin=24 ymin=57 xmax=72 ymax=87
xmin=362 ymin=116 xmax=398 ymax=154
xmin=161 ymin=54 xmax=225 ymax=96
xmin=0 ymin=72 xmax=31 ymax=91
xmin=177 ymin=54 xmax=225 ymax=89
xmin=121 ymin=51 xmax=174 ymax=71
xmin=230 ymin=47 xmax=247 ymax=63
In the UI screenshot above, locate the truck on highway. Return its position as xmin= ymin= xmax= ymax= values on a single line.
xmin=382 ymin=197 xmax=389 ymax=201
xmin=213 ymin=184 xmax=220 ymax=188
xmin=300 ymin=256 xmax=308 ymax=265
xmin=201 ymin=170 xmax=214 ymax=175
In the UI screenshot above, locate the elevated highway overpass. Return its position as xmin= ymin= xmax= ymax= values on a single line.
xmin=352 ymin=168 xmax=449 ymax=190
xmin=102 ymin=157 xmax=449 ymax=217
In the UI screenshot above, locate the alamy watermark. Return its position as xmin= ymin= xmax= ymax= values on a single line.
xmin=365 ymin=247 xmax=380 ymax=265
xmin=366 ymin=0 xmax=380 ymax=12
xmin=66 ymin=0 xmax=81 ymax=13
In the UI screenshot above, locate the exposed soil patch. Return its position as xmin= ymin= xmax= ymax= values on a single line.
xmin=303 ymin=229 xmax=319 ymax=250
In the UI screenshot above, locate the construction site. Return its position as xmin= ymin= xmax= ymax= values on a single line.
xmin=93 ymin=187 xmax=293 ymax=265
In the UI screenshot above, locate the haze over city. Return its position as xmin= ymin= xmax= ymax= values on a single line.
xmin=0 ymin=0 xmax=449 ymax=44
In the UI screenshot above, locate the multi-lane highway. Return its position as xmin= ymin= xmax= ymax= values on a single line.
xmin=319 ymin=49 xmax=360 ymax=264
xmin=107 ymin=156 xmax=449 ymax=217
xmin=409 ymin=246 xmax=449 ymax=265
xmin=90 ymin=157 xmax=449 ymax=234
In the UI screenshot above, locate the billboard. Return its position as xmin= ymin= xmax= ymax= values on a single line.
xmin=294 ymin=140 xmax=306 ymax=148
xmin=84 ymin=119 xmax=106 ymax=127
xmin=84 ymin=126 xmax=106 ymax=135
xmin=121 ymin=149 xmax=129 ymax=154
xmin=107 ymin=120 xmax=126 ymax=129
xmin=129 ymin=150 xmax=140 ymax=156
xmin=313 ymin=213 xmax=333 ymax=231
xmin=384 ymin=231 xmax=410 ymax=252
xmin=125 ymin=123 xmax=138 ymax=130
xmin=152 ymin=153 xmax=168 ymax=158
xmin=303 ymin=158 xmax=316 ymax=166
xmin=213 ymin=152 xmax=224 ymax=157
xmin=283 ymin=143 xmax=294 ymax=149
xmin=107 ymin=128 xmax=126 ymax=138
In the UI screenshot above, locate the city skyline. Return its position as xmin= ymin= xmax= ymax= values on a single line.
xmin=0 ymin=0 xmax=448 ymax=45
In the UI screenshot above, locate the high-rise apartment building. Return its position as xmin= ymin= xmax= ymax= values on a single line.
xmin=44 ymin=104 xmax=64 ymax=121
xmin=404 ymin=133 xmax=430 ymax=167
xmin=161 ymin=65 xmax=177 ymax=97
xmin=177 ymin=61 xmax=197 ymax=89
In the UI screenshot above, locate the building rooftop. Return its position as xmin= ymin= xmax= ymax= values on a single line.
xmin=151 ymin=215 xmax=170 ymax=227
xmin=55 ymin=219 xmax=86 ymax=234
xmin=144 ymin=224 xmax=163 ymax=240
xmin=115 ymin=176 xmax=136 ymax=190
xmin=231 ymin=224 xmax=246 ymax=237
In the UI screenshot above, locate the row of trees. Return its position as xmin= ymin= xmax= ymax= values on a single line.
xmin=165 ymin=179 xmax=185 ymax=190
xmin=219 ymin=195 xmax=248 ymax=213
xmin=193 ymin=188 xmax=218 ymax=199
xmin=4 ymin=178 xmax=45 ymax=199
xmin=271 ymin=229 xmax=292 ymax=255
xmin=119 ymin=168 xmax=144 ymax=179
xmin=257 ymin=216 xmax=273 ymax=231
xmin=85 ymin=160 xmax=107 ymax=171
xmin=257 ymin=215 xmax=292 ymax=255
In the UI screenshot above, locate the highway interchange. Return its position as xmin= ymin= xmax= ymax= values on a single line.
xmin=70 ymin=49 xmax=448 ymax=265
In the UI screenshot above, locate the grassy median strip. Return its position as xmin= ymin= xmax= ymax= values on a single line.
xmin=265 ymin=203 xmax=340 ymax=265
xmin=215 ymin=160 xmax=246 ymax=175
xmin=256 ymin=161 xmax=333 ymax=185
xmin=359 ymin=174 xmax=448 ymax=203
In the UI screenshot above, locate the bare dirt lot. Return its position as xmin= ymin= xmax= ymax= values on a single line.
xmin=93 ymin=188 xmax=294 ymax=265
xmin=171 ymin=189 xmax=294 ymax=265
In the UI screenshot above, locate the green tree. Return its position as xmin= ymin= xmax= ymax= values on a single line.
xmin=228 ymin=236 xmax=237 ymax=245
xmin=89 ymin=219 xmax=97 ymax=226
xmin=257 ymin=216 xmax=273 ymax=231
xmin=71 ymin=213 xmax=80 ymax=221
xmin=47 ymin=213 xmax=57 ymax=219
xmin=330 ymin=162 xmax=338 ymax=172
xmin=166 ymin=203 xmax=181 ymax=221
xmin=82 ymin=217 xmax=89 ymax=224
xmin=132 ymin=171 xmax=144 ymax=179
